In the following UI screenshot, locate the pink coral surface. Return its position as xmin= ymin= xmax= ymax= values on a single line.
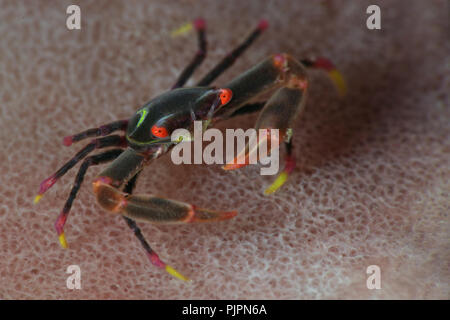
xmin=0 ymin=0 xmax=448 ymax=299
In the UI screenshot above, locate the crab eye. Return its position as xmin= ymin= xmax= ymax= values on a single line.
xmin=151 ymin=125 xmax=168 ymax=138
xmin=219 ymin=88 xmax=232 ymax=105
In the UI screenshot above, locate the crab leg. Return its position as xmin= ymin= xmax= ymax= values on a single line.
xmin=197 ymin=20 xmax=268 ymax=86
xmin=301 ymin=57 xmax=347 ymax=97
xmin=263 ymin=139 xmax=296 ymax=195
xmin=123 ymin=216 xmax=190 ymax=281
xmin=171 ymin=18 xmax=207 ymax=89
xmin=92 ymin=148 xmax=236 ymax=281
xmin=34 ymin=135 xmax=127 ymax=203
xmin=62 ymin=119 xmax=128 ymax=146
xmin=229 ymin=101 xmax=265 ymax=117
xmin=219 ymin=53 xmax=309 ymax=193
xmin=122 ymin=173 xmax=190 ymax=281
xmin=54 ymin=149 xmax=124 ymax=248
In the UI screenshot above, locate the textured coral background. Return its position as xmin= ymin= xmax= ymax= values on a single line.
xmin=0 ymin=0 xmax=448 ymax=299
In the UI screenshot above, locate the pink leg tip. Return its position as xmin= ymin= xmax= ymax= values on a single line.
xmin=194 ymin=18 xmax=206 ymax=30
xmin=63 ymin=136 xmax=73 ymax=146
xmin=39 ymin=176 xmax=57 ymax=194
xmin=54 ymin=212 xmax=68 ymax=234
xmin=146 ymin=252 xmax=165 ymax=269
xmin=258 ymin=19 xmax=269 ymax=31
xmin=314 ymin=57 xmax=335 ymax=71
xmin=285 ymin=155 xmax=296 ymax=174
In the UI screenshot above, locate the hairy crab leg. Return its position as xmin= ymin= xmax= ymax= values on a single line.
xmin=196 ymin=19 xmax=268 ymax=86
xmin=54 ymin=149 xmax=124 ymax=248
xmin=171 ymin=18 xmax=207 ymax=89
xmin=218 ymin=53 xmax=310 ymax=193
xmin=91 ymin=148 xmax=236 ymax=281
xmin=34 ymin=135 xmax=127 ymax=203
xmin=62 ymin=119 xmax=128 ymax=146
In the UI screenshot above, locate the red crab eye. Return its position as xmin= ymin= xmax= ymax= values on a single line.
xmin=219 ymin=88 xmax=232 ymax=105
xmin=151 ymin=125 xmax=168 ymax=138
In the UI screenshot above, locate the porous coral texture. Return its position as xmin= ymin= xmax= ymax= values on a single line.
xmin=0 ymin=0 xmax=448 ymax=299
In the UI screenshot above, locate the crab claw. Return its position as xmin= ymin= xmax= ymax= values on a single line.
xmin=223 ymin=128 xmax=282 ymax=171
xmin=222 ymin=142 xmax=252 ymax=170
xmin=187 ymin=206 xmax=237 ymax=222
xmin=222 ymin=150 xmax=251 ymax=171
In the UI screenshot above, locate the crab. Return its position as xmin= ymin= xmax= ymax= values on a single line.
xmin=34 ymin=19 xmax=346 ymax=281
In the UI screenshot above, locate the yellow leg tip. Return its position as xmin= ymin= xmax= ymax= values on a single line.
xmin=165 ymin=265 xmax=190 ymax=282
xmin=328 ymin=69 xmax=347 ymax=97
xmin=33 ymin=194 xmax=43 ymax=204
xmin=58 ymin=233 xmax=68 ymax=249
xmin=264 ymin=172 xmax=288 ymax=195
xmin=170 ymin=22 xmax=193 ymax=37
